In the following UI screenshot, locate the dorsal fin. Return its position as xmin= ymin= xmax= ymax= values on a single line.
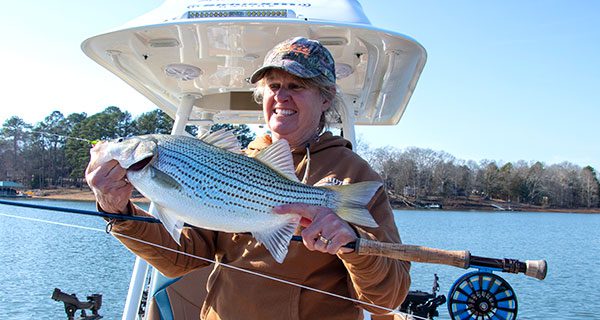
xmin=255 ymin=139 xmax=299 ymax=182
xmin=198 ymin=129 xmax=242 ymax=154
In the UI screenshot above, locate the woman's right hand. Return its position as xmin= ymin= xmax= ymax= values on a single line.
xmin=85 ymin=157 xmax=133 ymax=214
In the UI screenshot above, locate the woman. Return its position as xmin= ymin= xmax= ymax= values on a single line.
xmin=86 ymin=37 xmax=410 ymax=319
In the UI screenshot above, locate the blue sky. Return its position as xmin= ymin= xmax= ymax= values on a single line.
xmin=1 ymin=1 xmax=598 ymax=170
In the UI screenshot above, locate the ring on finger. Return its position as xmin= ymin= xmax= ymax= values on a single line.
xmin=318 ymin=235 xmax=332 ymax=246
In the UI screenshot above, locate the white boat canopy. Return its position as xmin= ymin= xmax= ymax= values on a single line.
xmin=82 ymin=0 xmax=426 ymax=136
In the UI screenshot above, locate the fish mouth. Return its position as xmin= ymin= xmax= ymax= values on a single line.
xmin=127 ymin=155 xmax=154 ymax=172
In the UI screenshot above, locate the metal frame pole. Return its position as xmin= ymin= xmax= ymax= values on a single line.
xmin=121 ymin=93 xmax=199 ymax=320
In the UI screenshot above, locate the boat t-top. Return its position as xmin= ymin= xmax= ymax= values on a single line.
xmin=82 ymin=0 xmax=426 ymax=144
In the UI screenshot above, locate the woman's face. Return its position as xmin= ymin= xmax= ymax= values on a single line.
xmin=261 ymin=69 xmax=331 ymax=148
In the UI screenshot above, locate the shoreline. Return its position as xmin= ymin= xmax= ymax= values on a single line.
xmin=26 ymin=188 xmax=149 ymax=204
xmin=23 ymin=188 xmax=600 ymax=214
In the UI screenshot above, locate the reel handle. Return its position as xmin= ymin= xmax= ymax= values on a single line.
xmin=356 ymin=238 xmax=470 ymax=269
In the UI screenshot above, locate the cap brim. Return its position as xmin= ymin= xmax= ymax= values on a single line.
xmin=249 ymin=66 xmax=276 ymax=84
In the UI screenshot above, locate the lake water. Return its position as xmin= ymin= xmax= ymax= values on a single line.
xmin=0 ymin=199 xmax=598 ymax=319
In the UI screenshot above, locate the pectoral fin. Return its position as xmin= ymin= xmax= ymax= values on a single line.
xmin=149 ymin=202 xmax=185 ymax=246
xmin=149 ymin=167 xmax=182 ymax=190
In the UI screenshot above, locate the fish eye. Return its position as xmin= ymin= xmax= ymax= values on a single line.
xmin=117 ymin=137 xmax=124 ymax=143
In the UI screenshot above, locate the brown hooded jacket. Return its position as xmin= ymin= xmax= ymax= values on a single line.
xmin=108 ymin=132 xmax=410 ymax=319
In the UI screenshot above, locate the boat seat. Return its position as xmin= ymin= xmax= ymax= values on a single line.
xmin=145 ymin=267 xmax=212 ymax=320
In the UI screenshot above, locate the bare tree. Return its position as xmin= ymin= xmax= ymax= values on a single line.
xmin=581 ymin=166 xmax=600 ymax=208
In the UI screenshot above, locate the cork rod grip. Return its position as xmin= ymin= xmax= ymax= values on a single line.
xmin=356 ymin=238 xmax=471 ymax=269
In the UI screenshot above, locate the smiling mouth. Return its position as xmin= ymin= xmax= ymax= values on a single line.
xmin=274 ymin=108 xmax=296 ymax=116
xmin=128 ymin=156 xmax=153 ymax=171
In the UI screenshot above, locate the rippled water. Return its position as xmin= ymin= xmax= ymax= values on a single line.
xmin=0 ymin=200 xmax=137 ymax=319
xmin=0 ymin=200 xmax=598 ymax=319
xmin=395 ymin=210 xmax=600 ymax=319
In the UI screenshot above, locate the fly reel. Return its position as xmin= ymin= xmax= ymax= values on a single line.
xmin=447 ymin=271 xmax=517 ymax=320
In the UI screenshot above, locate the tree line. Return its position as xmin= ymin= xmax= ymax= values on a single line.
xmin=0 ymin=107 xmax=254 ymax=189
xmin=356 ymin=141 xmax=599 ymax=209
xmin=1 ymin=107 xmax=598 ymax=209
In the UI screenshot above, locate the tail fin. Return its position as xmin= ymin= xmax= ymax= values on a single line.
xmin=326 ymin=181 xmax=382 ymax=228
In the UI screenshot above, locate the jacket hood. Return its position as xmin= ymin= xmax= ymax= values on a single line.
xmin=246 ymin=132 xmax=352 ymax=155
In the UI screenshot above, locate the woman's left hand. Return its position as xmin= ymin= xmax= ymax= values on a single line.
xmin=273 ymin=203 xmax=356 ymax=254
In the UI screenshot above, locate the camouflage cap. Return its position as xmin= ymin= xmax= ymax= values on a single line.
xmin=250 ymin=37 xmax=336 ymax=84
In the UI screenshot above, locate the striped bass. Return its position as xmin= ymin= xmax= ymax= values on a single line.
xmin=91 ymin=130 xmax=380 ymax=263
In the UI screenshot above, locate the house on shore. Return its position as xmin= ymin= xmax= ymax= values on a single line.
xmin=0 ymin=181 xmax=28 ymax=197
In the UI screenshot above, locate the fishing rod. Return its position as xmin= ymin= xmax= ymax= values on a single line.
xmin=1 ymin=199 xmax=547 ymax=319
xmin=0 ymin=199 xmax=158 ymax=223
xmin=0 ymin=199 xmax=547 ymax=280
xmin=27 ymin=129 xmax=98 ymax=145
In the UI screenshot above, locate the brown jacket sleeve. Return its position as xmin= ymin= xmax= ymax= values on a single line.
xmin=304 ymin=142 xmax=410 ymax=314
xmin=107 ymin=202 xmax=217 ymax=278
xmin=338 ymin=186 xmax=411 ymax=314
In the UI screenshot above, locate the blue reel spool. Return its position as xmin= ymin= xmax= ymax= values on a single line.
xmin=447 ymin=270 xmax=518 ymax=320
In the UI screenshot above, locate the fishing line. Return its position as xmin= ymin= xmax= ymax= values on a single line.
xmin=0 ymin=209 xmax=422 ymax=319
xmin=0 ymin=199 xmax=161 ymax=223
xmin=28 ymin=129 xmax=98 ymax=145
xmin=0 ymin=212 xmax=105 ymax=233
xmin=112 ymin=231 xmax=421 ymax=319
xmin=0 ymin=200 xmax=354 ymax=248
